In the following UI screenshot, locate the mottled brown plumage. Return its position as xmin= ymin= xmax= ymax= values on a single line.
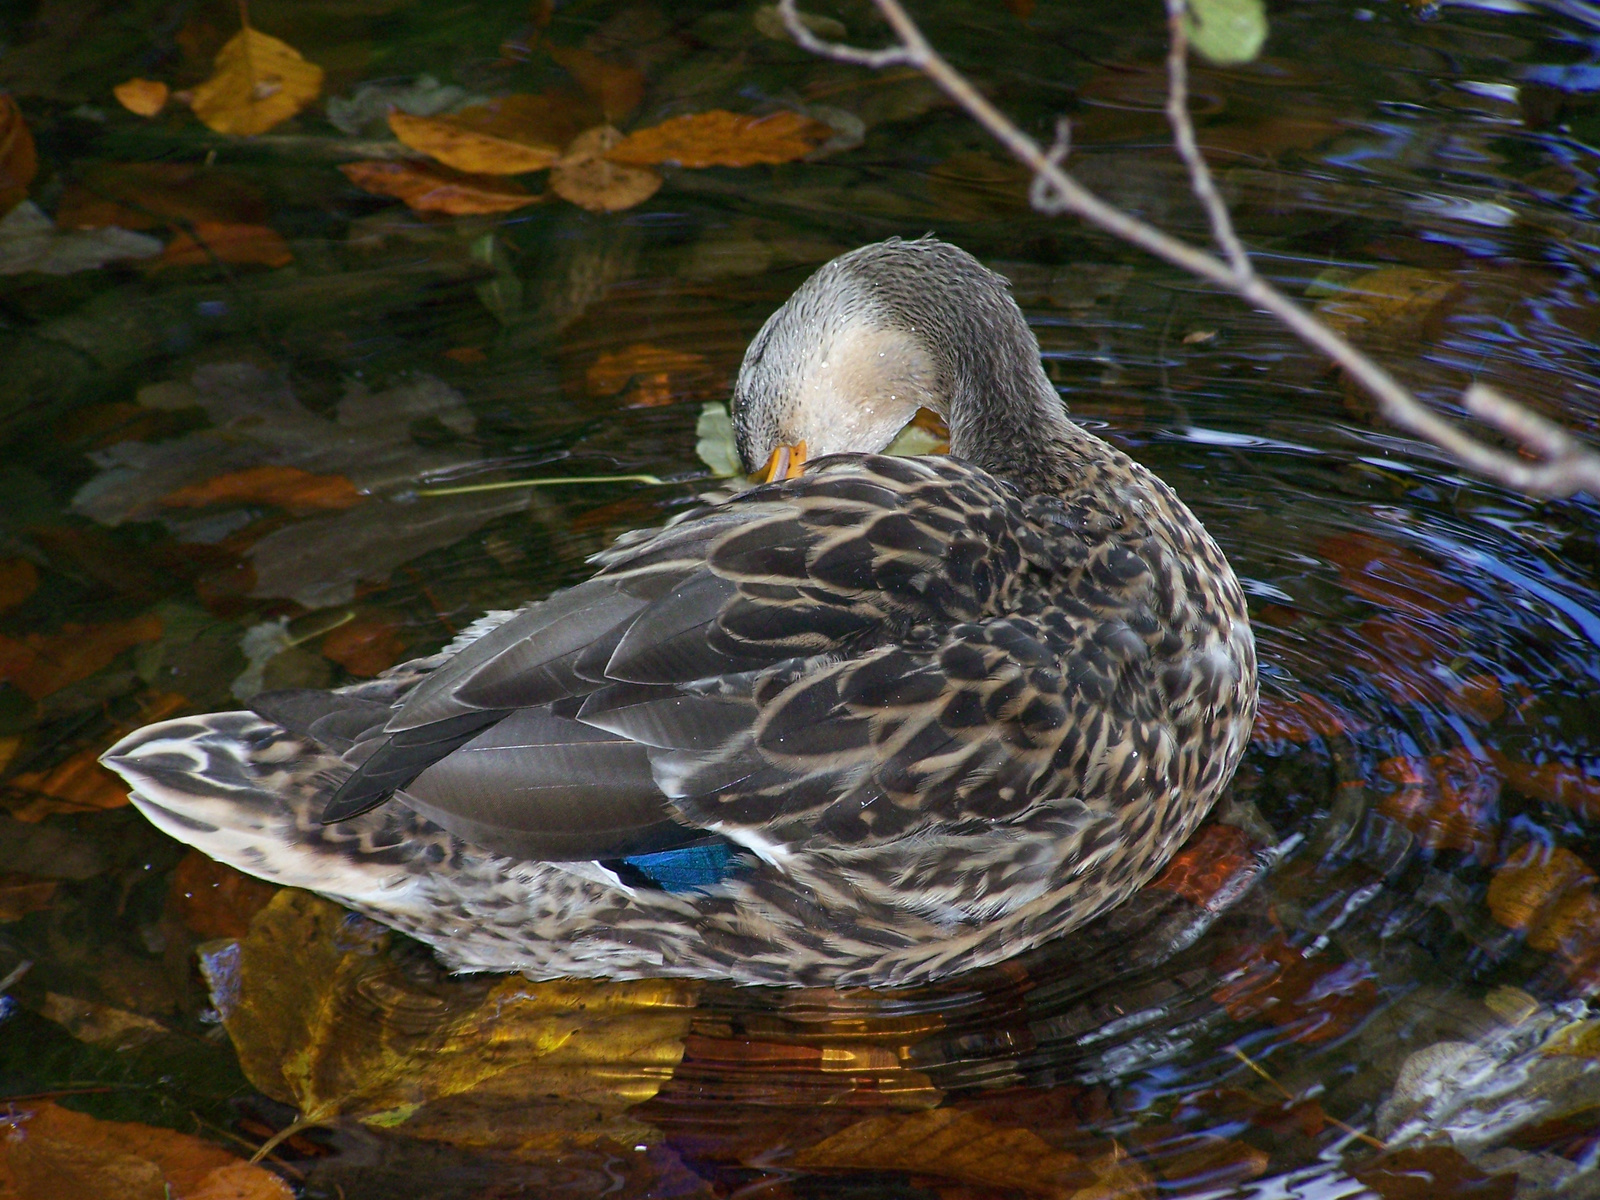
xmin=102 ymin=237 xmax=1256 ymax=987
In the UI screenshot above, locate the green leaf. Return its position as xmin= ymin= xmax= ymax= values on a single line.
xmin=1185 ymin=0 xmax=1267 ymax=66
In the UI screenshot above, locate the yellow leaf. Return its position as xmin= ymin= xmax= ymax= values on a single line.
xmin=198 ymin=889 xmax=699 ymax=1128
xmin=387 ymin=92 xmax=591 ymax=175
xmin=189 ymin=28 xmax=323 ymax=137
xmin=607 ymin=110 xmax=833 ymax=168
xmin=340 ymin=159 xmax=541 ymax=215
xmin=551 ymin=125 xmax=662 ymax=212
xmin=0 ymin=95 xmax=38 ymax=218
xmin=1310 ymin=266 xmax=1460 ymax=342
xmin=114 ymin=78 xmax=169 ymax=117
xmin=1487 ymin=845 xmax=1595 ymax=936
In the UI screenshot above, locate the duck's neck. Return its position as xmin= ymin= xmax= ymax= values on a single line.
xmin=940 ymin=331 xmax=1095 ymax=495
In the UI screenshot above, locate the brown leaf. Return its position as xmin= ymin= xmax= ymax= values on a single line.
xmin=0 ymin=558 xmax=37 ymax=613
xmin=1318 ymin=530 xmax=1468 ymax=618
xmin=198 ymin=889 xmax=698 ymax=1127
xmin=1352 ymin=1145 xmax=1515 ymax=1200
xmin=55 ymin=163 xmax=267 ymax=231
xmin=585 ymin=344 xmax=713 ymax=406
xmin=5 ymin=693 xmax=187 ymax=821
xmin=1146 ymin=824 xmax=1258 ymax=909
xmin=320 ymin=612 xmax=407 ymax=677
xmin=388 ymin=92 xmax=591 ymax=175
xmin=0 ymin=613 xmax=164 ymax=700
xmin=551 ymin=125 xmax=662 ymax=212
xmin=340 ymin=159 xmax=541 ymax=215
xmin=169 ymin=849 xmax=278 ymax=940
xmin=1251 ymin=691 xmax=1355 ymax=743
xmin=114 ymin=79 xmax=169 ymax=117
xmin=189 ymin=28 xmax=324 ymax=137
xmin=1311 ymin=267 xmax=1462 ymax=344
xmin=545 ymin=45 xmax=645 ymax=122
xmin=0 ymin=874 xmax=58 ymax=921
xmin=0 ymin=95 xmax=38 ymax=217
xmin=607 ymin=110 xmax=833 ymax=168
xmin=161 ymin=465 xmax=363 ymax=515
xmin=1376 ymin=747 xmax=1499 ymax=856
xmin=39 ymin=992 xmax=168 ymax=1050
xmin=0 ymin=1100 xmax=292 ymax=1200
xmin=794 ymin=1108 xmax=1152 ymax=1198
xmin=1489 ymin=751 xmax=1600 ymax=821
xmin=155 ymin=222 xmax=292 ymax=269
xmin=1212 ymin=938 xmax=1377 ymax=1044
xmin=1486 ymin=844 xmax=1595 ymax=939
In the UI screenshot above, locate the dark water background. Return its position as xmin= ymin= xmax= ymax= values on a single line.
xmin=1 ymin=0 xmax=1599 ymax=1196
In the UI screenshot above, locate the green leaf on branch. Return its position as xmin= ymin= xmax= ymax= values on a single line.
xmin=1185 ymin=0 xmax=1267 ymax=65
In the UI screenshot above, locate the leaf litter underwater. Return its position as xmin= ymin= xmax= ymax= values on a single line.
xmin=1 ymin=0 xmax=1600 ymax=1196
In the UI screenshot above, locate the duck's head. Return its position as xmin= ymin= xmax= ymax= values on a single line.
xmin=731 ymin=236 xmax=1075 ymax=484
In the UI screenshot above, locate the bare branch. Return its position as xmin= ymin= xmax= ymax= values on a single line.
xmin=785 ymin=0 xmax=1600 ymax=499
xmin=1163 ymin=0 xmax=1253 ymax=277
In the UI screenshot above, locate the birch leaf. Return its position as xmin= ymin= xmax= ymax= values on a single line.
xmin=189 ymin=28 xmax=324 ymax=137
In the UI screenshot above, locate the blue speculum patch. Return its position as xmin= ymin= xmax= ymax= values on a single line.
xmin=616 ymin=842 xmax=743 ymax=891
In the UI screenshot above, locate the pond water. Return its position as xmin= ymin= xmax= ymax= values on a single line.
xmin=1 ymin=0 xmax=1599 ymax=1196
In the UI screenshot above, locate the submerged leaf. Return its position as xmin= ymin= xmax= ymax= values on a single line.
xmin=156 ymin=222 xmax=293 ymax=269
xmin=341 ymin=158 xmax=541 ymax=215
xmin=1184 ymin=0 xmax=1268 ymax=65
xmin=586 ymin=344 xmax=714 ymax=406
xmin=607 ymin=110 xmax=834 ymax=168
xmin=0 ymin=95 xmax=38 ymax=217
xmin=551 ymin=125 xmax=662 ymax=212
xmin=0 ymin=613 xmax=164 ymax=700
xmin=0 ymin=201 xmax=162 ymax=275
xmin=0 ymin=557 xmax=38 ymax=612
xmin=544 ymin=45 xmax=645 ymax=122
xmin=189 ymin=28 xmax=324 ymax=137
xmin=5 ymin=693 xmax=186 ymax=821
xmin=114 ymin=78 xmax=169 ymax=117
xmin=161 ymin=464 xmax=363 ymax=514
xmin=199 ymin=890 xmax=699 ymax=1128
xmin=389 ymin=92 xmax=588 ymax=174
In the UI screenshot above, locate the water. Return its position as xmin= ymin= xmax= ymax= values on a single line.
xmin=0 ymin=0 xmax=1598 ymax=1196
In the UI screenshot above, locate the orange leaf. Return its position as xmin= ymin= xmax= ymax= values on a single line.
xmin=161 ymin=465 xmax=364 ymax=514
xmin=1212 ymin=938 xmax=1377 ymax=1044
xmin=388 ymin=93 xmax=589 ymax=175
xmin=1318 ymin=530 xmax=1467 ymax=618
xmin=1375 ymin=747 xmax=1498 ymax=856
xmin=0 ymin=1100 xmax=292 ymax=1200
xmin=0 ymin=558 xmax=38 ymax=613
xmin=1147 ymin=824 xmax=1258 ymax=909
xmin=585 ymin=343 xmax=713 ymax=406
xmin=156 ymin=222 xmax=292 ymax=268
xmin=0 ymin=613 xmax=163 ymax=700
xmin=321 ymin=612 xmax=407 ymax=677
xmin=55 ymin=163 xmax=267 ymax=231
xmin=1486 ymin=844 xmax=1595 ymax=936
xmin=0 ymin=874 xmax=59 ymax=921
xmin=4 ymin=693 xmax=186 ymax=822
xmin=1251 ymin=691 xmax=1351 ymax=743
xmin=0 ymin=95 xmax=38 ymax=217
xmin=607 ymin=110 xmax=833 ymax=168
xmin=1489 ymin=751 xmax=1600 ymax=821
xmin=551 ymin=125 xmax=662 ymax=212
xmin=340 ymin=159 xmax=541 ymax=215
xmin=170 ymin=850 xmax=278 ymax=940
xmin=114 ymin=78 xmax=169 ymax=117
xmin=545 ymin=45 xmax=645 ymax=122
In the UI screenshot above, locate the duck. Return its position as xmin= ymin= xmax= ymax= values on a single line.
xmin=101 ymin=237 xmax=1257 ymax=989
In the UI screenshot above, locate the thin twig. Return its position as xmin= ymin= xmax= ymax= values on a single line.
xmin=777 ymin=0 xmax=1600 ymax=499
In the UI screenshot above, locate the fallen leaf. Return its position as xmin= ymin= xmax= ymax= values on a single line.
xmin=545 ymin=45 xmax=645 ymax=122
xmin=1251 ymin=691 xmax=1352 ymax=743
xmin=199 ymin=889 xmax=699 ymax=1128
xmin=0 ymin=874 xmax=58 ymax=921
xmin=39 ymin=992 xmax=168 ymax=1049
xmin=5 ymin=693 xmax=187 ymax=821
xmin=585 ymin=344 xmax=714 ymax=406
xmin=607 ymin=110 xmax=834 ymax=168
xmin=1212 ymin=938 xmax=1377 ymax=1044
xmin=0 ymin=95 xmax=38 ymax=216
xmin=1147 ymin=1135 xmax=1269 ymax=1190
xmin=161 ymin=464 xmax=363 ymax=514
xmin=169 ymin=849 xmax=278 ymax=940
xmin=1489 ymin=751 xmax=1600 ymax=821
xmin=794 ymin=1108 xmax=1152 ymax=1198
xmin=114 ymin=78 xmax=169 ymax=117
xmin=0 ymin=1100 xmax=292 ymax=1200
xmin=341 ymin=158 xmax=541 ymax=215
xmin=1318 ymin=530 xmax=1468 ymax=618
xmin=189 ymin=27 xmax=324 ymax=137
xmin=156 ymin=222 xmax=292 ymax=269
xmin=0 ymin=200 xmax=163 ymax=275
xmin=1147 ymin=824 xmax=1259 ymax=909
xmin=1352 ymin=1145 xmax=1515 ymax=1200
xmin=1311 ymin=267 xmax=1461 ymax=344
xmin=551 ymin=125 xmax=662 ymax=212
xmin=0 ymin=613 xmax=164 ymax=700
xmin=1185 ymin=0 xmax=1268 ymax=65
xmin=388 ymin=91 xmax=590 ymax=175
xmin=1376 ymin=746 xmax=1499 ymax=856
xmin=0 ymin=558 xmax=38 ymax=612
xmin=56 ymin=163 xmax=268 ymax=231
xmin=320 ymin=612 xmax=407 ymax=677
xmin=1487 ymin=844 xmax=1595 ymax=940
